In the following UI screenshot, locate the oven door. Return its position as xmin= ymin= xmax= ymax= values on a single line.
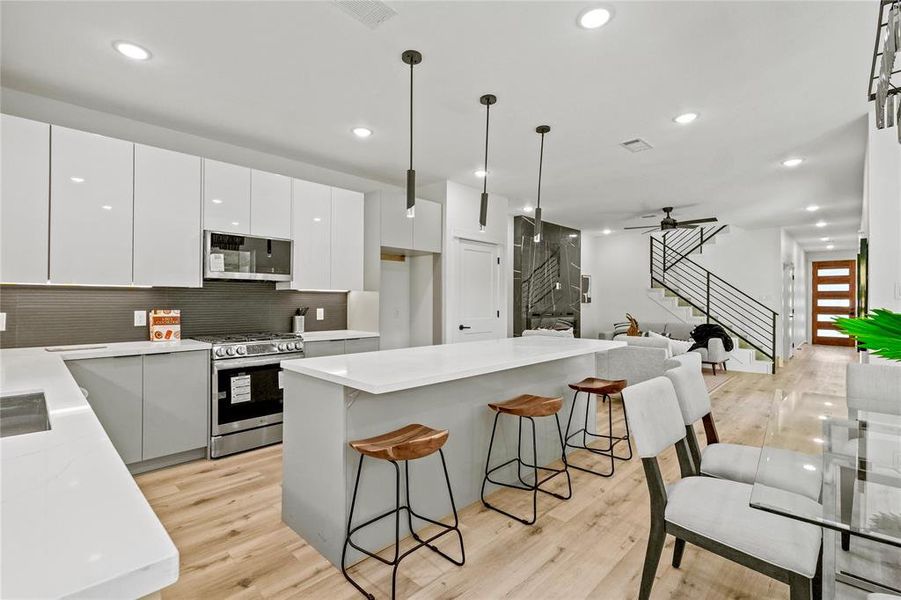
xmin=211 ymin=353 xmax=304 ymax=436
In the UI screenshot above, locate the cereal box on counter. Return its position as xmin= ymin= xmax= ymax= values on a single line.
xmin=149 ymin=309 xmax=181 ymax=341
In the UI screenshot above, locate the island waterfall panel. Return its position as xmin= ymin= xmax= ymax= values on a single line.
xmin=513 ymin=216 xmax=581 ymax=337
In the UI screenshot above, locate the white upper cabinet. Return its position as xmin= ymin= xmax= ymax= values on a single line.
xmin=291 ymin=178 xmax=331 ymax=289
xmin=330 ymin=187 xmax=364 ymax=291
xmin=134 ymin=145 xmax=202 ymax=287
xmin=50 ymin=126 xmax=134 ymax=285
xmin=380 ymin=190 xmax=414 ymax=250
xmin=1 ymin=114 xmax=50 ymax=283
xmin=203 ymin=159 xmax=250 ymax=234
xmin=251 ymin=170 xmax=291 ymax=239
xmin=413 ymin=199 xmax=442 ymax=253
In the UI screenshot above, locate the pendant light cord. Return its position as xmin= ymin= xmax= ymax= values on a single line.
xmin=409 ymin=61 xmax=414 ymax=170
xmin=482 ymin=102 xmax=491 ymax=194
xmin=536 ymin=131 xmax=545 ymax=210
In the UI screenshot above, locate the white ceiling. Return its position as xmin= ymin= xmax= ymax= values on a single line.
xmin=0 ymin=1 xmax=877 ymax=250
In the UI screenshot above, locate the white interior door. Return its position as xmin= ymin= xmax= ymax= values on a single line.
xmin=453 ymin=238 xmax=502 ymax=343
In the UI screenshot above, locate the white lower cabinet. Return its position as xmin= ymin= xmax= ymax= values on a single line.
xmin=50 ymin=126 xmax=134 ymax=285
xmin=134 ymin=144 xmax=202 ymax=287
xmin=344 ymin=337 xmax=380 ymax=354
xmin=67 ymin=350 xmax=209 ymax=466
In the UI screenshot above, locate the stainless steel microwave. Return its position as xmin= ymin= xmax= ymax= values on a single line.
xmin=204 ymin=231 xmax=292 ymax=282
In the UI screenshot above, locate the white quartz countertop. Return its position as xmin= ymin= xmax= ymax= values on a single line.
xmin=0 ymin=340 xmax=203 ymax=598
xmin=302 ymin=330 xmax=380 ymax=342
xmin=281 ymin=336 xmax=624 ymax=394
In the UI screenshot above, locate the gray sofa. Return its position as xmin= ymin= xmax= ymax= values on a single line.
xmin=601 ymin=321 xmax=730 ymax=375
xmin=597 ymin=338 xmax=703 ymax=386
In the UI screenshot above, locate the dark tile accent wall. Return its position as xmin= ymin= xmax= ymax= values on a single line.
xmin=0 ymin=281 xmax=347 ymax=348
xmin=513 ymin=216 xmax=581 ymax=337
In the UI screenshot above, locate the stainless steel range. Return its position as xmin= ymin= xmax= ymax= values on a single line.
xmin=193 ymin=332 xmax=304 ymax=458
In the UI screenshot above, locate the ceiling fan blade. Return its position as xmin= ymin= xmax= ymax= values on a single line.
xmin=677 ymin=224 xmax=699 ymax=229
xmin=642 ymin=228 xmax=658 ymax=235
xmin=677 ymin=217 xmax=718 ymax=226
xmin=623 ymin=225 xmax=658 ymax=230
xmin=641 ymin=214 xmax=658 ymax=219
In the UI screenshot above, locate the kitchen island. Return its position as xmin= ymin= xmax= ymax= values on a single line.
xmin=280 ymin=336 xmax=624 ymax=566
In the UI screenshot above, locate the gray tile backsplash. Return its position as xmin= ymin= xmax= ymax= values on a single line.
xmin=0 ymin=281 xmax=347 ymax=348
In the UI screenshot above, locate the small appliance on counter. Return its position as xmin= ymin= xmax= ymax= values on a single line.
xmin=293 ymin=307 xmax=308 ymax=334
xmin=192 ymin=331 xmax=305 ymax=458
xmin=149 ymin=309 xmax=181 ymax=341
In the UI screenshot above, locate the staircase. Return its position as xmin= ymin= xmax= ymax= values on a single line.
xmin=648 ymin=229 xmax=778 ymax=374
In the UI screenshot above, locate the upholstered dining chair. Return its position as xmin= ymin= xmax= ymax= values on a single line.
xmin=663 ymin=364 xmax=822 ymax=501
xmin=846 ymin=363 xmax=901 ymax=418
xmin=622 ymin=377 xmax=823 ymax=600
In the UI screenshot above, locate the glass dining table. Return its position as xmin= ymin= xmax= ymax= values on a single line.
xmin=750 ymin=390 xmax=901 ymax=597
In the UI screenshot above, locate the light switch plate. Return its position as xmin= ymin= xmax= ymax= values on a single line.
xmin=316 ymin=308 xmax=325 ymax=321
xmin=134 ymin=310 xmax=147 ymax=327
xmin=0 ymin=312 xmax=6 ymax=332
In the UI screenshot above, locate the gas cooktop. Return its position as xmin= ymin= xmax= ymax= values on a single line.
xmin=192 ymin=332 xmax=304 ymax=359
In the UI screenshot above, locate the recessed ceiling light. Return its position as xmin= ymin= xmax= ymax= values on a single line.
xmin=113 ymin=41 xmax=151 ymax=61
xmin=313 ymin=217 xmax=322 ymax=222
xmin=602 ymin=228 xmax=612 ymax=235
xmin=827 ymin=244 xmax=835 ymax=250
xmin=802 ymin=464 xmax=817 ymax=472
xmin=101 ymin=205 xmax=112 ymax=211
xmin=568 ymin=233 xmax=579 ymax=238
xmin=806 ymin=205 xmax=819 ymax=212
xmin=782 ymin=157 xmax=804 ymax=168
xmin=474 ymin=169 xmax=488 ymax=178
xmin=578 ymin=7 xmax=612 ymax=29
xmin=211 ymin=198 xmax=223 ymax=204
xmin=523 ymin=206 xmax=534 ymax=213
xmin=231 ymin=221 xmax=239 ymax=226
xmin=70 ymin=176 xmax=85 ymax=183
xmin=673 ymin=112 xmax=698 ymax=125
xmin=815 ymin=221 xmax=827 ymax=228
xmin=820 ymin=237 xmax=830 ymax=242
xmin=352 ymin=127 xmax=372 ymax=138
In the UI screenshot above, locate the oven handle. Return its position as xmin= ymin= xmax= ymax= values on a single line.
xmin=212 ymin=352 xmax=306 ymax=371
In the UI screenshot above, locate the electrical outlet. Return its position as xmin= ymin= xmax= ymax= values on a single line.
xmin=134 ymin=310 xmax=147 ymax=327
xmin=316 ymin=308 xmax=325 ymax=321
xmin=0 ymin=312 xmax=6 ymax=332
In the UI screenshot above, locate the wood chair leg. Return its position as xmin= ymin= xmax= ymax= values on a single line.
xmin=788 ymin=572 xmax=813 ymax=600
xmin=672 ymin=538 xmax=685 ymax=568
xmin=639 ymin=523 xmax=666 ymax=600
xmin=712 ymin=363 xmax=717 ymax=376
xmin=722 ymin=361 xmax=727 ymax=372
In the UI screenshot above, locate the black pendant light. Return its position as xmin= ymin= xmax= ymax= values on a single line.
xmin=533 ymin=125 xmax=550 ymax=243
xmin=478 ymin=94 xmax=497 ymax=231
xmin=402 ymin=49 xmax=422 ymax=218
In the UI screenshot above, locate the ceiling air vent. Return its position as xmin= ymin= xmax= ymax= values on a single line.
xmin=620 ymin=138 xmax=653 ymax=153
xmin=333 ymin=0 xmax=398 ymax=29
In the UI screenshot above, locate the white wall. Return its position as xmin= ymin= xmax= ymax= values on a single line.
xmin=863 ymin=111 xmax=901 ymax=313
xmin=409 ymin=255 xmax=435 ymax=347
xmin=780 ymin=230 xmax=808 ymax=358
xmin=378 ymin=259 xmax=410 ymax=350
xmin=434 ymin=181 xmax=510 ymax=343
xmin=580 ymin=232 xmax=678 ymax=336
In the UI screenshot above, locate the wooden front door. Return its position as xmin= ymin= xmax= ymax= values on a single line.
xmin=812 ymin=259 xmax=857 ymax=346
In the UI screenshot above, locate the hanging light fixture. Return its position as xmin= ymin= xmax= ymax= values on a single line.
xmin=478 ymin=94 xmax=497 ymax=231
xmin=533 ymin=125 xmax=550 ymax=243
xmin=402 ymin=49 xmax=422 ymax=218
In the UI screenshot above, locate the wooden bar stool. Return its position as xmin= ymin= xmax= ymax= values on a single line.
xmin=563 ymin=377 xmax=631 ymax=477
xmin=480 ymin=394 xmax=572 ymax=525
xmin=341 ymin=424 xmax=465 ymax=600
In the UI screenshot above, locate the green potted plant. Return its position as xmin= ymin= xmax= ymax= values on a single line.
xmin=835 ymin=309 xmax=901 ymax=361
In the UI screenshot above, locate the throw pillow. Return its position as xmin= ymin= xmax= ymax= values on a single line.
xmin=646 ymin=330 xmax=674 ymax=358
xmin=670 ymin=338 xmax=694 ymax=356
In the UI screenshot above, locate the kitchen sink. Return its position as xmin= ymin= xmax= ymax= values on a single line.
xmin=0 ymin=392 xmax=50 ymax=438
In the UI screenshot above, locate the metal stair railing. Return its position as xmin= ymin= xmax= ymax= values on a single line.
xmin=656 ymin=225 xmax=728 ymax=271
xmin=649 ymin=236 xmax=778 ymax=373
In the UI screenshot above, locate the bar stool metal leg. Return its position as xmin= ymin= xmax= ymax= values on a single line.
xmin=481 ymin=412 xmax=572 ymax=525
xmin=563 ymin=389 xmax=633 ymax=476
xmin=342 ymin=450 xmax=466 ymax=599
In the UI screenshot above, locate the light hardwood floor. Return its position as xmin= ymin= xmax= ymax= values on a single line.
xmin=136 ymin=344 xmax=855 ymax=599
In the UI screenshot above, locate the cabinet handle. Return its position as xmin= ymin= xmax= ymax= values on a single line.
xmin=459 ymin=325 xmax=471 ymax=330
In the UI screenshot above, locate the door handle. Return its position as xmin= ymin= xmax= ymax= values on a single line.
xmin=459 ymin=324 xmax=471 ymax=330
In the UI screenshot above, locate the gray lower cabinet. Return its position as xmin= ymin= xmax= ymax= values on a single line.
xmin=344 ymin=337 xmax=380 ymax=354
xmin=67 ymin=356 xmax=144 ymax=464
xmin=304 ymin=337 xmax=380 ymax=357
xmin=303 ymin=339 xmax=346 ymax=358
xmin=142 ymin=350 xmax=209 ymax=460
xmin=66 ymin=350 xmax=209 ymax=466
